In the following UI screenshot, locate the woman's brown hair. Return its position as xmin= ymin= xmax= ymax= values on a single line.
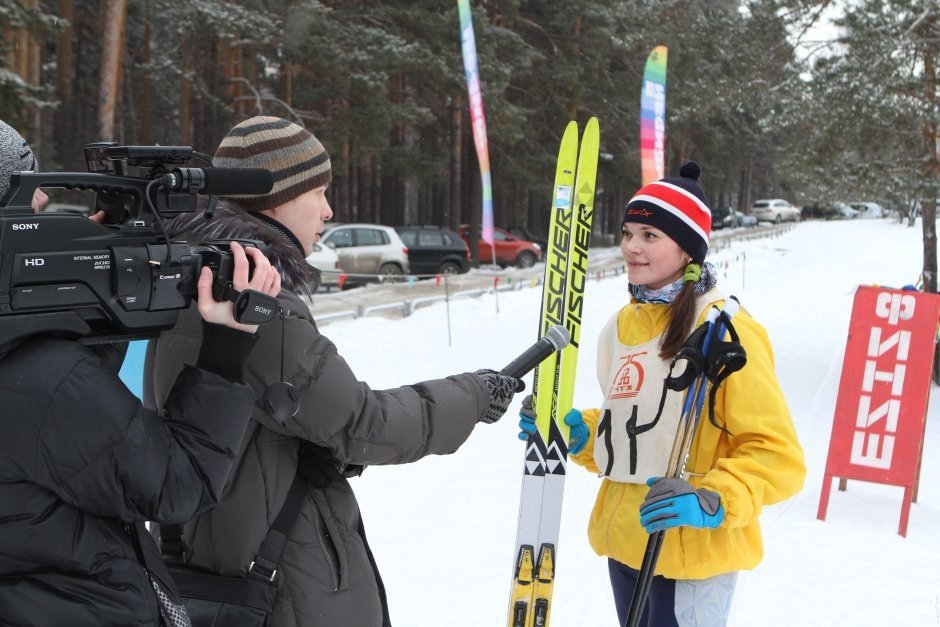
xmin=658 ymin=279 xmax=698 ymax=359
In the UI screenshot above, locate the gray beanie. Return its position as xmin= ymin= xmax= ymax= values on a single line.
xmin=0 ymin=120 xmax=38 ymax=201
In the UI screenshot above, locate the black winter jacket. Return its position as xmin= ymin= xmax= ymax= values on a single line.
xmin=145 ymin=201 xmax=492 ymax=627
xmin=0 ymin=326 xmax=257 ymax=626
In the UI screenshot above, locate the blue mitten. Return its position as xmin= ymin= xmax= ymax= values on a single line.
xmin=564 ymin=409 xmax=588 ymax=455
xmin=518 ymin=396 xmax=588 ymax=455
xmin=639 ymin=477 xmax=724 ymax=533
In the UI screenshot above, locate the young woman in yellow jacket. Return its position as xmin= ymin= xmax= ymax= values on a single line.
xmin=519 ymin=162 xmax=805 ymax=626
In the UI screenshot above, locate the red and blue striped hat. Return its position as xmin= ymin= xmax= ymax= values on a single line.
xmin=623 ymin=161 xmax=712 ymax=263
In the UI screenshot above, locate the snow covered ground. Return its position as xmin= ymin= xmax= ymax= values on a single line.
xmin=315 ymin=218 xmax=939 ymax=626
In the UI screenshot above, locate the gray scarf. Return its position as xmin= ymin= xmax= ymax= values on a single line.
xmin=630 ymin=262 xmax=718 ymax=304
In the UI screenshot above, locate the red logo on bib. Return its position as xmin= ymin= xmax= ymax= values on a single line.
xmin=609 ymin=352 xmax=646 ymax=400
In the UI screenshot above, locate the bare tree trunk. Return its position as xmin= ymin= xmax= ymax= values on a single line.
xmin=738 ymin=159 xmax=753 ymax=214
xmin=55 ymin=0 xmax=73 ymax=100
xmin=337 ymin=138 xmax=350 ymax=219
xmin=568 ymin=14 xmax=581 ymax=119
xmin=449 ymin=93 xmax=463 ymax=231
xmin=918 ymin=16 xmax=940 ymax=384
xmin=358 ymin=156 xmax=374 ymax=224
xmin=98 ymin=0 xmax=127 ymax=140
xmin=180 ymin=37 xmax=191 ymax=145
xmin=139 ymin=0 xmax=151 ymax=144
xmin=921 ymin=33 xmax=938 ymax=295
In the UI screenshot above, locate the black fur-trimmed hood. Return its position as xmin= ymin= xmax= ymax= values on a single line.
xmin=165 ymin=198 xmax=314 ymax=295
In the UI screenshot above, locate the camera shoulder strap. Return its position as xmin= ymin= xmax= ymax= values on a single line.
xmin=159 ymin=464 xmax=308 ymax=584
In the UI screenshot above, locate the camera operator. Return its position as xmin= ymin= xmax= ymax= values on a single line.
xmin=0 ymin=120 xmax=282 ymax=626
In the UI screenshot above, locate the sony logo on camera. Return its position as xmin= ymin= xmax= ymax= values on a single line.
xmin=11 ymin=223 xmax=39 ymax=230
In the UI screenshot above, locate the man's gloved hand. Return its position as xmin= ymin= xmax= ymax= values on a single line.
xmin=639 ymin=477 xmax=724 ymax=533
xmin=517 ymin=396 xmax=589 ymax=455
xmin=474 ymin=369 xmax=525 ymax=424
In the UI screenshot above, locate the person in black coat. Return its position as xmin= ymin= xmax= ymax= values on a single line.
xmin=0 ymin=120 xmax=282 ymax=626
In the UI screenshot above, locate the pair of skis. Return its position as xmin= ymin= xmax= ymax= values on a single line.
xmin=506 ymin=117 xmax=599 ymax=627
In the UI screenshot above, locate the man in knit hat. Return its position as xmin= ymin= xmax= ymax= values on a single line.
xmin=145 ymin=116 xmax=524 ymax=627
xmin=0 ymin=119 xmax=48 ymax=210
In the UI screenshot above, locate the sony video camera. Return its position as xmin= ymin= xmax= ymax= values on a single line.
xmin=0 ymin=142 xmax=275 ymax=345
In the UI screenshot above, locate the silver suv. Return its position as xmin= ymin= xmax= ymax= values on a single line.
xmin=321 ymin=223 xmax=410 ymax=282
xmin=751 ymin=199 xmax=801 ymax=223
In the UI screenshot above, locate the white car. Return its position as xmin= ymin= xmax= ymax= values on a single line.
xmin=848 ymin=202 xmax=885 ymax=219
xmin=751 ymin=199 xmax=801 ymax=223
xmin=321 ymin=223 xmax=410 ymax=286
xmin=833 ymin=202 xmax=861 ymax=219
xmin=305 ymin=242 xmax=342 ymax=292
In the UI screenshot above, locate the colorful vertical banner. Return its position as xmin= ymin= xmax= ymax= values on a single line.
xmin=457 ymin=0 xmax=494 ymax=247
xmin=640 ymin=45 xmax=668 ymax=186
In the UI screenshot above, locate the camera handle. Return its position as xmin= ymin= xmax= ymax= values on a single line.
xmin=215 ymin=282 xmax=279 ymax=326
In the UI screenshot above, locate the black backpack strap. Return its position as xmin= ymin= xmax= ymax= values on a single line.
xmin=246 ymin=467 xmax=308 ymax=582
xmin=159 ymin=522 xmax=186 ymax=567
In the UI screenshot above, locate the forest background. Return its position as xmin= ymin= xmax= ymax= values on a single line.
xmin=1 ymin=0 xmax=939 ymax=282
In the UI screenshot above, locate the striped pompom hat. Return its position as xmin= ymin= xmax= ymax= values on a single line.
xmin=623 ymin=161 xmax=712 ymax=263
xmin=213 ymin=116 xmax=331 ymax=212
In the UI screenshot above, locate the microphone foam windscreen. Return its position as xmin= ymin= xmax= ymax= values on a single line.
xmin=203 ymin=168 xmax=274 ymax=196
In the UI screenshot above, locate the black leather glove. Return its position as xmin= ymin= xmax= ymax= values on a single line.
xmin=474 ymin=369 xmax=525 ymax=424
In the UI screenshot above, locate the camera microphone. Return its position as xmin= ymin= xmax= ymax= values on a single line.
xmin=159 ymin=168 xmax=275 ymax=196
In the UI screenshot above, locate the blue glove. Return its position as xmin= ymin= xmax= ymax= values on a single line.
xmin=518 ymin=396 xmax=588 ymax=455
xmin=564 ymin=409 xmax=588 ymax=455
xmin=639 ymin=477 xmax=724 ymax=533
xmin=518 ymin=395 xmax=537 ymax=439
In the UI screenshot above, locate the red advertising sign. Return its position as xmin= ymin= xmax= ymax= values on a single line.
xmin=817 ymin=286 xmax=940 ymax=536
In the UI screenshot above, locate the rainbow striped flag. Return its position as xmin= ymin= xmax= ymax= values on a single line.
xmin=457 ymin=0 xmax=494 ymax=247
xmin=640 ymin=45 xmax=668 ymax=186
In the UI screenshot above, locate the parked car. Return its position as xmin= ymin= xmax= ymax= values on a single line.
xmin=834 ymin=202 xmax=861 ymax=219
xmin=458 ymin=224 xmax=542 ymax=268
xmin=848 ymin=202 xmax=885 ymax=219
xmin=395 ymin=225 xmax=471 ymax=275
xmin=711 ymin=206 xmax=757 ymax=229
xmin=800 ymin=203 xmax=841 ymax=220
xmin=751 ymin=198 xmax=801 ymax=223
xmin=506 ymin=225 xmax=548 ymax=254
xmin=320 ymin=223 xmax=410 ymax=284
xmin=305 ymin=242 xmax=342 ymax=292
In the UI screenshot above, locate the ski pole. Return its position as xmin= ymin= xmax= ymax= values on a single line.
xmin=623 ymin=298 xmax=740 ymax=627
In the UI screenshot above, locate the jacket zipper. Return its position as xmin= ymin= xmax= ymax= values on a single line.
xmin=124 ymin=522 xmax=164 ymax=625
xmin=311 ymin=506 xmax=340 ymax=592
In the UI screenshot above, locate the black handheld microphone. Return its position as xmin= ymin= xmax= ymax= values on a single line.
xmin=500 ymin=324 xmax=571 ymax=378
xmin=159 ymin=168 xmax=275 ymax=195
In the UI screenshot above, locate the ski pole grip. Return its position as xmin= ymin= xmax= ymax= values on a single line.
xmin=722 ymin=295 xmax=741 ymax=320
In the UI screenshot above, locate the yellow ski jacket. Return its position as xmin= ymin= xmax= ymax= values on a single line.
xmin=571 ymin=297 xmax=805 ymax=580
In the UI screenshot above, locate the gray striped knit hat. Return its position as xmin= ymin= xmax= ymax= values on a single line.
xmin=213 ymin=116 xmax=331 ymax=212
xmin=0 ymin=119 xmax=38 ymax=202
